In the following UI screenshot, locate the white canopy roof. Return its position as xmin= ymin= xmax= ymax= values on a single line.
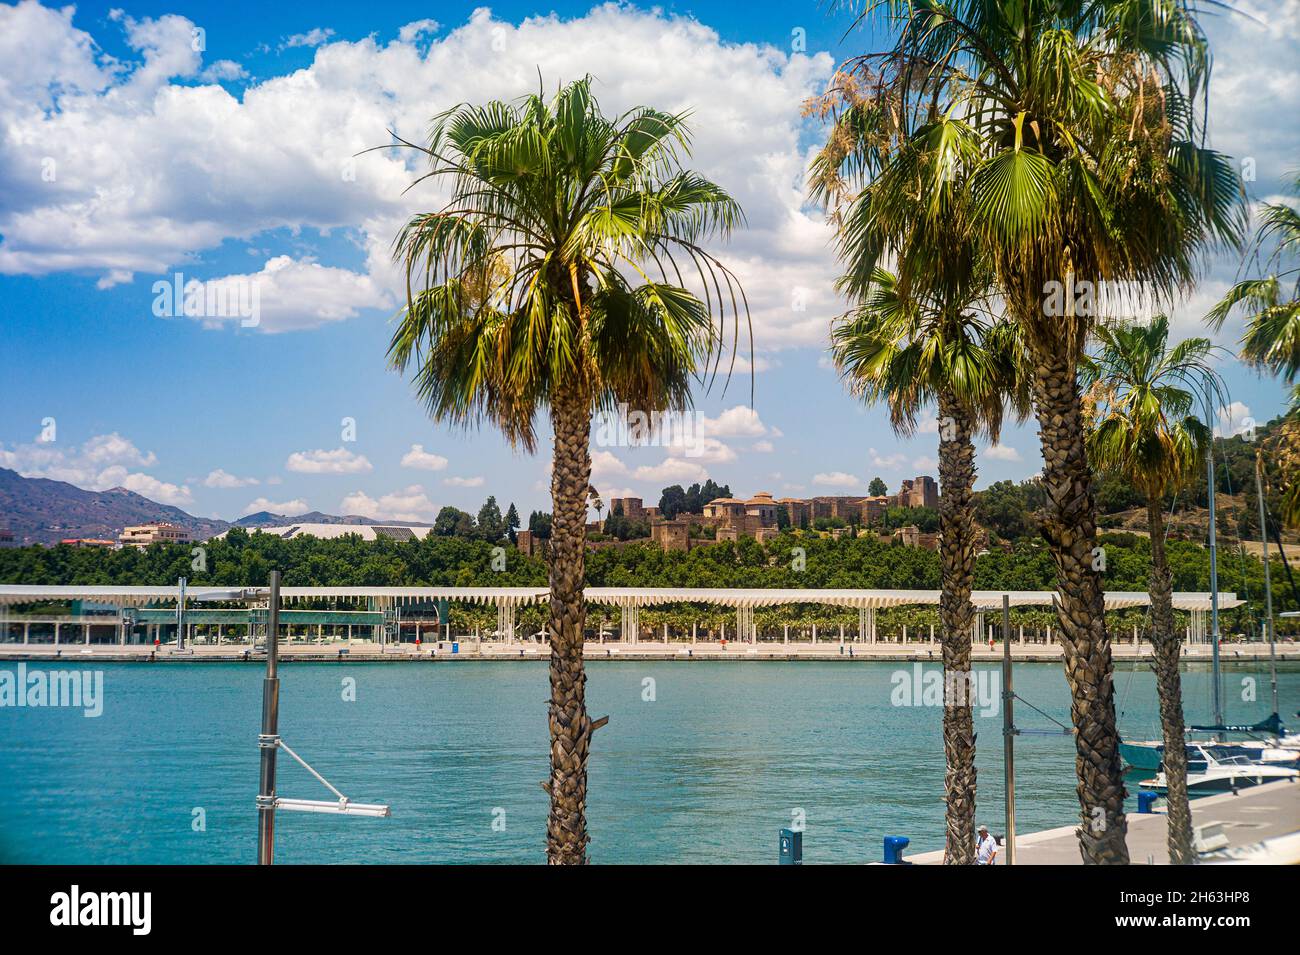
xmin=0 ymin=584 xmax=1241 ymax=611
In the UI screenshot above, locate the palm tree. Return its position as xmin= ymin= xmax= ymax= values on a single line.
xmin=831 ymin=267 xmax=1027 ymax=863
xmin=384 ymin=77 xmax=748 ymax=863
xmin=1082 ymin=315 xmax=1225 ymax=864
xmin=832 ymin=0 xmax=1244 ymax=862
xmin=1209 ymin=170 xmax=1300 ymax=526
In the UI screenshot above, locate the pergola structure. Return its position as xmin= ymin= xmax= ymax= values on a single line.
xmin=0 ymin=584 xmax=1242 ymax=647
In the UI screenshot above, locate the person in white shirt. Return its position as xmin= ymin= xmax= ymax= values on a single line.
xmin=976 ymin=824 xmax=998 ymax=865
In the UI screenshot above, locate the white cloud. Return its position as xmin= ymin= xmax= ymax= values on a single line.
xmin=443 ymin=475 xmax=485 ymax=488
xmin=242 ymin=496 xmax=309 ymax=516
xmin=400 ymin=443 xmax=449 ymax=471
xmin=813 ymin=471 xmax=862 ymax=488
xmin=281 ymin=28 xmax=336 ymax=50
xmin=911 ymin=455 xmax=938 ymax=471
xmin=398 ymin=19 xmax=440 ymax=43
xmin=0 ymin=6 xmax=836 ymax=345
xmin=684 ymin=437 xmax=737 ymax=465
xmin=114 ymin=471 xmax=193 ymax=507
xmin=1215 ymin=400 xmax=1254 ymax=437
xmin=984 ymin=444 xmax=1023 ymax=462
xmin=590 ymin=449 xmax=630 ymax=480
xmin=633 ymin=458 xmax=708 ymax=483
xmin=869 ymin=448 xmax=906 ymax=470
xmin=752 ymin=439 xmax=775 ymax=453
xmin=285 ymin=447 xmax=373 ymax=474
xmin=202 ymin=468 xmax=259 ymax=488
xmin=699 ymin=405 xmax=770 ymax=437
xmin=0 ymin=431 xmax=186 ymax=499
xmin=340 ymin=484 xmax=437 ymax=521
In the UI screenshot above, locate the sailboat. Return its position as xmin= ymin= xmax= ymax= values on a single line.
xmin=1120 ymin=444 xmax=1293 ymax=778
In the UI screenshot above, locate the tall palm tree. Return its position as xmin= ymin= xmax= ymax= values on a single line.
xmin=384 ymin=77 xmax=748 ymax=863
xmin=1082 ymin=315 xmax=1225 ymax=864
xmin=832 ymin=267 xmax=1027 ymax=863
xmin=832 ymin=0 xmax=1244 ymax=862
xmin=1209 ymin=170 xmax=1300 ymax=526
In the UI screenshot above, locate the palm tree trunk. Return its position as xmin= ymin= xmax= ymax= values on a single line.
xmin=1146 ymin=499 xmax=1194 ymax=864
xmin=1029 ymin=345 xmax=1130 ymax=864
xmin=545 ymin=387 xmax=593 ymax=865
xmin=937 ymin=390 xmax=978 ymax=864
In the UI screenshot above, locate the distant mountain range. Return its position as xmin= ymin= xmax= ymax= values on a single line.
xmin=0 ymin=469 xmax=429 ymax=546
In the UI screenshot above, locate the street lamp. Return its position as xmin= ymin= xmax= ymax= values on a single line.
xmin=193 ymin=571 xmax=389 ymax=864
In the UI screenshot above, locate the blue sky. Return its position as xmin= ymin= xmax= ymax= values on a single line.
xmin=1 ymin=0 xmax=1297 ymax=523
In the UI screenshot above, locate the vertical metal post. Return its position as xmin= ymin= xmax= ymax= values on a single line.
xmin=257 ymin=570 xmax=281 ymax=865
xmin=1206 ymin=450 xmax=1223 ymax=730
xmin=1001 ymin=594 xmax=1016 ymax=866
xmin=1255 ymin=455 xmax=1278 ymax=717
xmin=176 ymin=577 xmax=186 ymax=650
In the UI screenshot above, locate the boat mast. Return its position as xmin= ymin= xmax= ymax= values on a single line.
xmin=1255 ymin=453 xmax=1278 ymax=718
xmin=1206 ymin=444 xmax=1224 ymax=731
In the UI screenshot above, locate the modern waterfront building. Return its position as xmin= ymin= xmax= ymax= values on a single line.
xmin=0 ymin=583 xmax=1244 ymax=650
xmin=119 ymin=522 xmax=192 ymax=548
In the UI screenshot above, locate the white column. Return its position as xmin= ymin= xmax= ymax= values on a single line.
xmin=692 ymin=622 xmax=697 ymax=644
xmin=811 ymin=623 xmax=817 ymax=645
xmin=663 ymin=622 xmax=669 ymax=644
xmin=1019 ymin=625 xmax=1024 ymax=646
xmin=783 ymin=624 xmax=788 ymax=645
xmin=929 ymin=624 xmax=935 ymax=645
xmin=902 ymin=624 xmax=908 ymax=644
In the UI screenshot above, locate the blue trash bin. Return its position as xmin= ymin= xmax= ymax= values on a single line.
xmin=451 ymin=642 xmax=459 ymax=654
xmin=1138 ymin=790 xmax=1158 ymax=814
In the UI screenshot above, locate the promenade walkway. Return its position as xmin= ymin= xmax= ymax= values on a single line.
xmin=905 ymin=780 xmax=1300 ymax=864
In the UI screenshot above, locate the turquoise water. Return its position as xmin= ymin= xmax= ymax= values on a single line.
xmin=0 ymin=660 xmax=1296 ymax=864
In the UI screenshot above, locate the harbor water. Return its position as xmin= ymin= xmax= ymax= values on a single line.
xmin=1 ymin=660 xmax=1296 ymax=864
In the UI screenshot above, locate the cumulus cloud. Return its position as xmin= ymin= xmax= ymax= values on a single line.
xmin=242 ymin=496 xmax=309 ymax=516
xmin=812 ymin=471 xmax=861 ymax=488
xmin=633 ymin=458 xmax=708 ymax=483
xmin=984 ymin=444 xmax=1023 ymax=462
xmin=0 ymin=4 xmax=835 ymax=345
xmin=1215 ymin=400 xmax=1255 ymax=437
xmin=0 ymin=431 xmax=190 ymax=500
xmin=699 ymin=405 xmax=770 ymax=438
xmin=400 ymin=443 xmax=449 ymax=471
xmin=111 ymin=470 xmax=193 ymax=507
xmin=442 ymin=475 xmax=485 ymax=488
xmin=868 ymin=448 xmax=906 ymax=470
xmin=281 ymin=28 xmax=337 ymax=50
xmin=202 ymin=468 xmax=259 ymax=488
xmin=340 ymin=484 xmax=437 ymax=521
xmin=285 ymin=447 xmax=373 ymax=474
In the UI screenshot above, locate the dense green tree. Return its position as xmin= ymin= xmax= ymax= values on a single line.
xmin=476 ymin=496 xmax=505 ymax=542
xmin=434 ymin=506 xmax=475 ymax=538
xmin=868 ymin=477 xmax=887 ymax=497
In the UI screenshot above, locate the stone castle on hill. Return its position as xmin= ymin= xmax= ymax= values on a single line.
xmin=612 ymin=475 xmax=941 ymax=553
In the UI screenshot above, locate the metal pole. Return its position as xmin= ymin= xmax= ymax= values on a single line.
xmin=1255 ymin=455 xmax=1278 ymax=717
xmin=1206 ymin=449 xmax=1223 ymax=730
xmin=176 ymin=576 xmax=186 ymax=651
xmin=257 ymin=570 xmax=281 ymax=865
xmin=1001 ymin=594 xmax=1015 ymax=866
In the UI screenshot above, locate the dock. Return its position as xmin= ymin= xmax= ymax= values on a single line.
xmin=904 ymin=780 xmax=1300 ymax=864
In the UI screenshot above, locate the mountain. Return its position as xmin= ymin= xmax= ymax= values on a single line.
xmin=0 ymin=470 xmax=436 ymax=545
xmin=234 ymin=510 xmax=434 ymax=529
xmin=0 ymin=468 xmax=230 ymax=546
